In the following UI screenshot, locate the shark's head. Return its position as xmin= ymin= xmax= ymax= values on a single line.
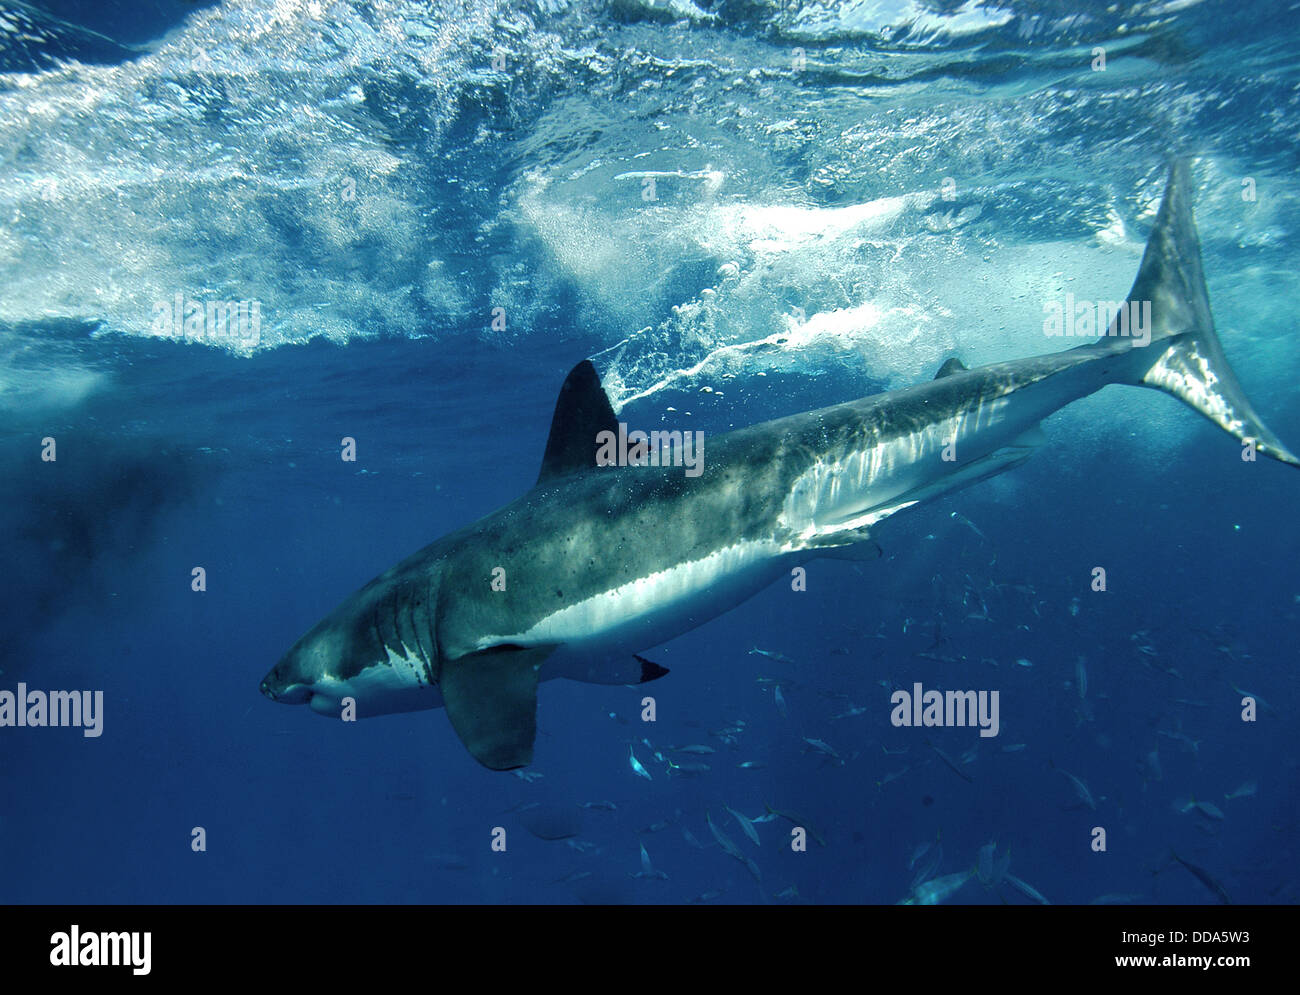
xmin=260 ymin=574 xmax=444 ymax=717
xmin=259 ymin=664 xmax=312 ymax=704
xmin=260 ymin=623 xmax=354 ymax=714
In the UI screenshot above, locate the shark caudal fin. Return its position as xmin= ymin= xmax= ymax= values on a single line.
xmin=1101 ymin=160 xmax=1298 ymax=467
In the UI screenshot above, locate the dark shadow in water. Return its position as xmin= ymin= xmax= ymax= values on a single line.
xmin=0 ymin=432 xmax=212 ymax=669
xmin=0 ymin=320 xmax=221 ymax=671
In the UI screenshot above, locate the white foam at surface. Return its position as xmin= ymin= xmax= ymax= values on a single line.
xmin=0 ymin=0 xmax=521 ymax=352
xmin=0 ymin=0 xmax=1291 ymax=483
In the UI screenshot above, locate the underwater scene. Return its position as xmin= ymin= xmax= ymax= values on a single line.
xmin=1 ymin=0 xmax=1297 ymax=908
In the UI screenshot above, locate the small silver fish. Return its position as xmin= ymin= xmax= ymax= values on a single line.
xmin=802 ymin=737 xmax=843 ymax=764
xmin=763 ymin=804 xmax=827 ymax=847
xmin=629 ymin=745 xmax=652 ymax=781
xmin=706 ymin=811 xmax=743 ymax=860
xmin=1157 ymin=730 xmax=1200 ymax=755
xmin=1224 ymin=780 xmax=1257 ymax=800
xmin=908 ymin=844 xmax=944 ymax=891
xmin=503 ymin=800 xmax=541 ymax=814
xmin=689 ymin=890 xmax=724 ymax=903
xmin=1004 ymin=872 xmax=1049 ymax=905
xmin=1174 ymin=796 xmax=1224 ymax=821
xmin=950 ymin=511 xmax=986 ymax=540
xmin=832 ymin=705 xmax=869 ymax=719
xmin=904 ymin=870 xmax=972 ymax=905
xmin=1230 ymin=684 xmax=1273 ymax=712
xmin=975 ymin=841 xmax=1010 ymax=888
xmin=1140 ymin=749 xmax=1162 ymax=782
xmin=1053 ymin=764 xmax=1096 ymax=809
xmin=666 ymin=760 xmax=711 ymax=776
xmin=1170 ymin=852 xmax=1231 ymax=904
xmin=726 ymin=805 xmax=761 ymax=847
xmin=632 ymin=842 xmax=668 ymax=881
xmin=875 ymin=767 xmax=912 ymax=788
xmin=928 ymin=741 xmax=972 ymax=784
xmin=1196 ymin=800 xmax=1225 ymax=821
xmin=749 ymin=647 xmax=794 ymax=664
xmin=907 ymin=837 xmax=938 ymax=871
xmin=555 ymin=869 xmax=593 ymax=884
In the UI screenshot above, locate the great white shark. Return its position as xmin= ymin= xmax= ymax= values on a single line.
xmin=261 ymin=162 xmax=1297 ymax=770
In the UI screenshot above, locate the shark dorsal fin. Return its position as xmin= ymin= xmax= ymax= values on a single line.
xmin=537 ymin=360 xmax=619 ymax=484
xmin=933 ymin=357 xmax=969 ymax=379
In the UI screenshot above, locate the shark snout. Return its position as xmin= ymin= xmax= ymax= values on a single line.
xmin=260 ymin=670 xmax=311 ymax=705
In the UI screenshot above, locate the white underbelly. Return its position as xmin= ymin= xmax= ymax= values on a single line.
xmin=308 ymin=643 xmax=443 ymax=716
xmin=484 ymin=537 xmax=793 ymax=662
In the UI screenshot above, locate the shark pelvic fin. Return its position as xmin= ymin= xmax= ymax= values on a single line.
xmin=440 ymin=644 xmax=553 ymax=770
xmin=537 ymin=360 xmax=621 ymax=484
xmin=635 ymin=655 xmax=670 ymax=682
xmin=1100 ymin=160 xmax=1298 ymax=467
xmin=553 ymin=653 xmax=669 ymax=686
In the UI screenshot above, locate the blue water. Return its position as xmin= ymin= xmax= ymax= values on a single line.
xmin=1 ymin=0 xmax=1298 ymax=904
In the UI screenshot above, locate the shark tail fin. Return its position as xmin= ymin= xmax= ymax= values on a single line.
xmin=1101 ymin=160 xmax=1298 ymax=467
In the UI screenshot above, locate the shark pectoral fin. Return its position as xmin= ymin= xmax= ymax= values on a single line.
xmin=440 ymin=645 xmax=554 ymax=770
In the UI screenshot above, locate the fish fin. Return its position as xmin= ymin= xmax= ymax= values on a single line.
xmin=536 ymin=360 xmax=621 ymax=484
xmin=933 ymin=357 xmax=969 ymax=379
xmin=1096 ymin=160 xmax=1298 ymax=466
xmin=440 ymin=644 xmax=553 ymax=770
xmin=635 ymin=655 xmax=670 ymax=682
xmin=791 ymin=440 xmax=1037 ymax=546
xmin=554 ymin=653 xmax=669 ymax=686
xmin=813 ymin=537 xmax=884 ymax=561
